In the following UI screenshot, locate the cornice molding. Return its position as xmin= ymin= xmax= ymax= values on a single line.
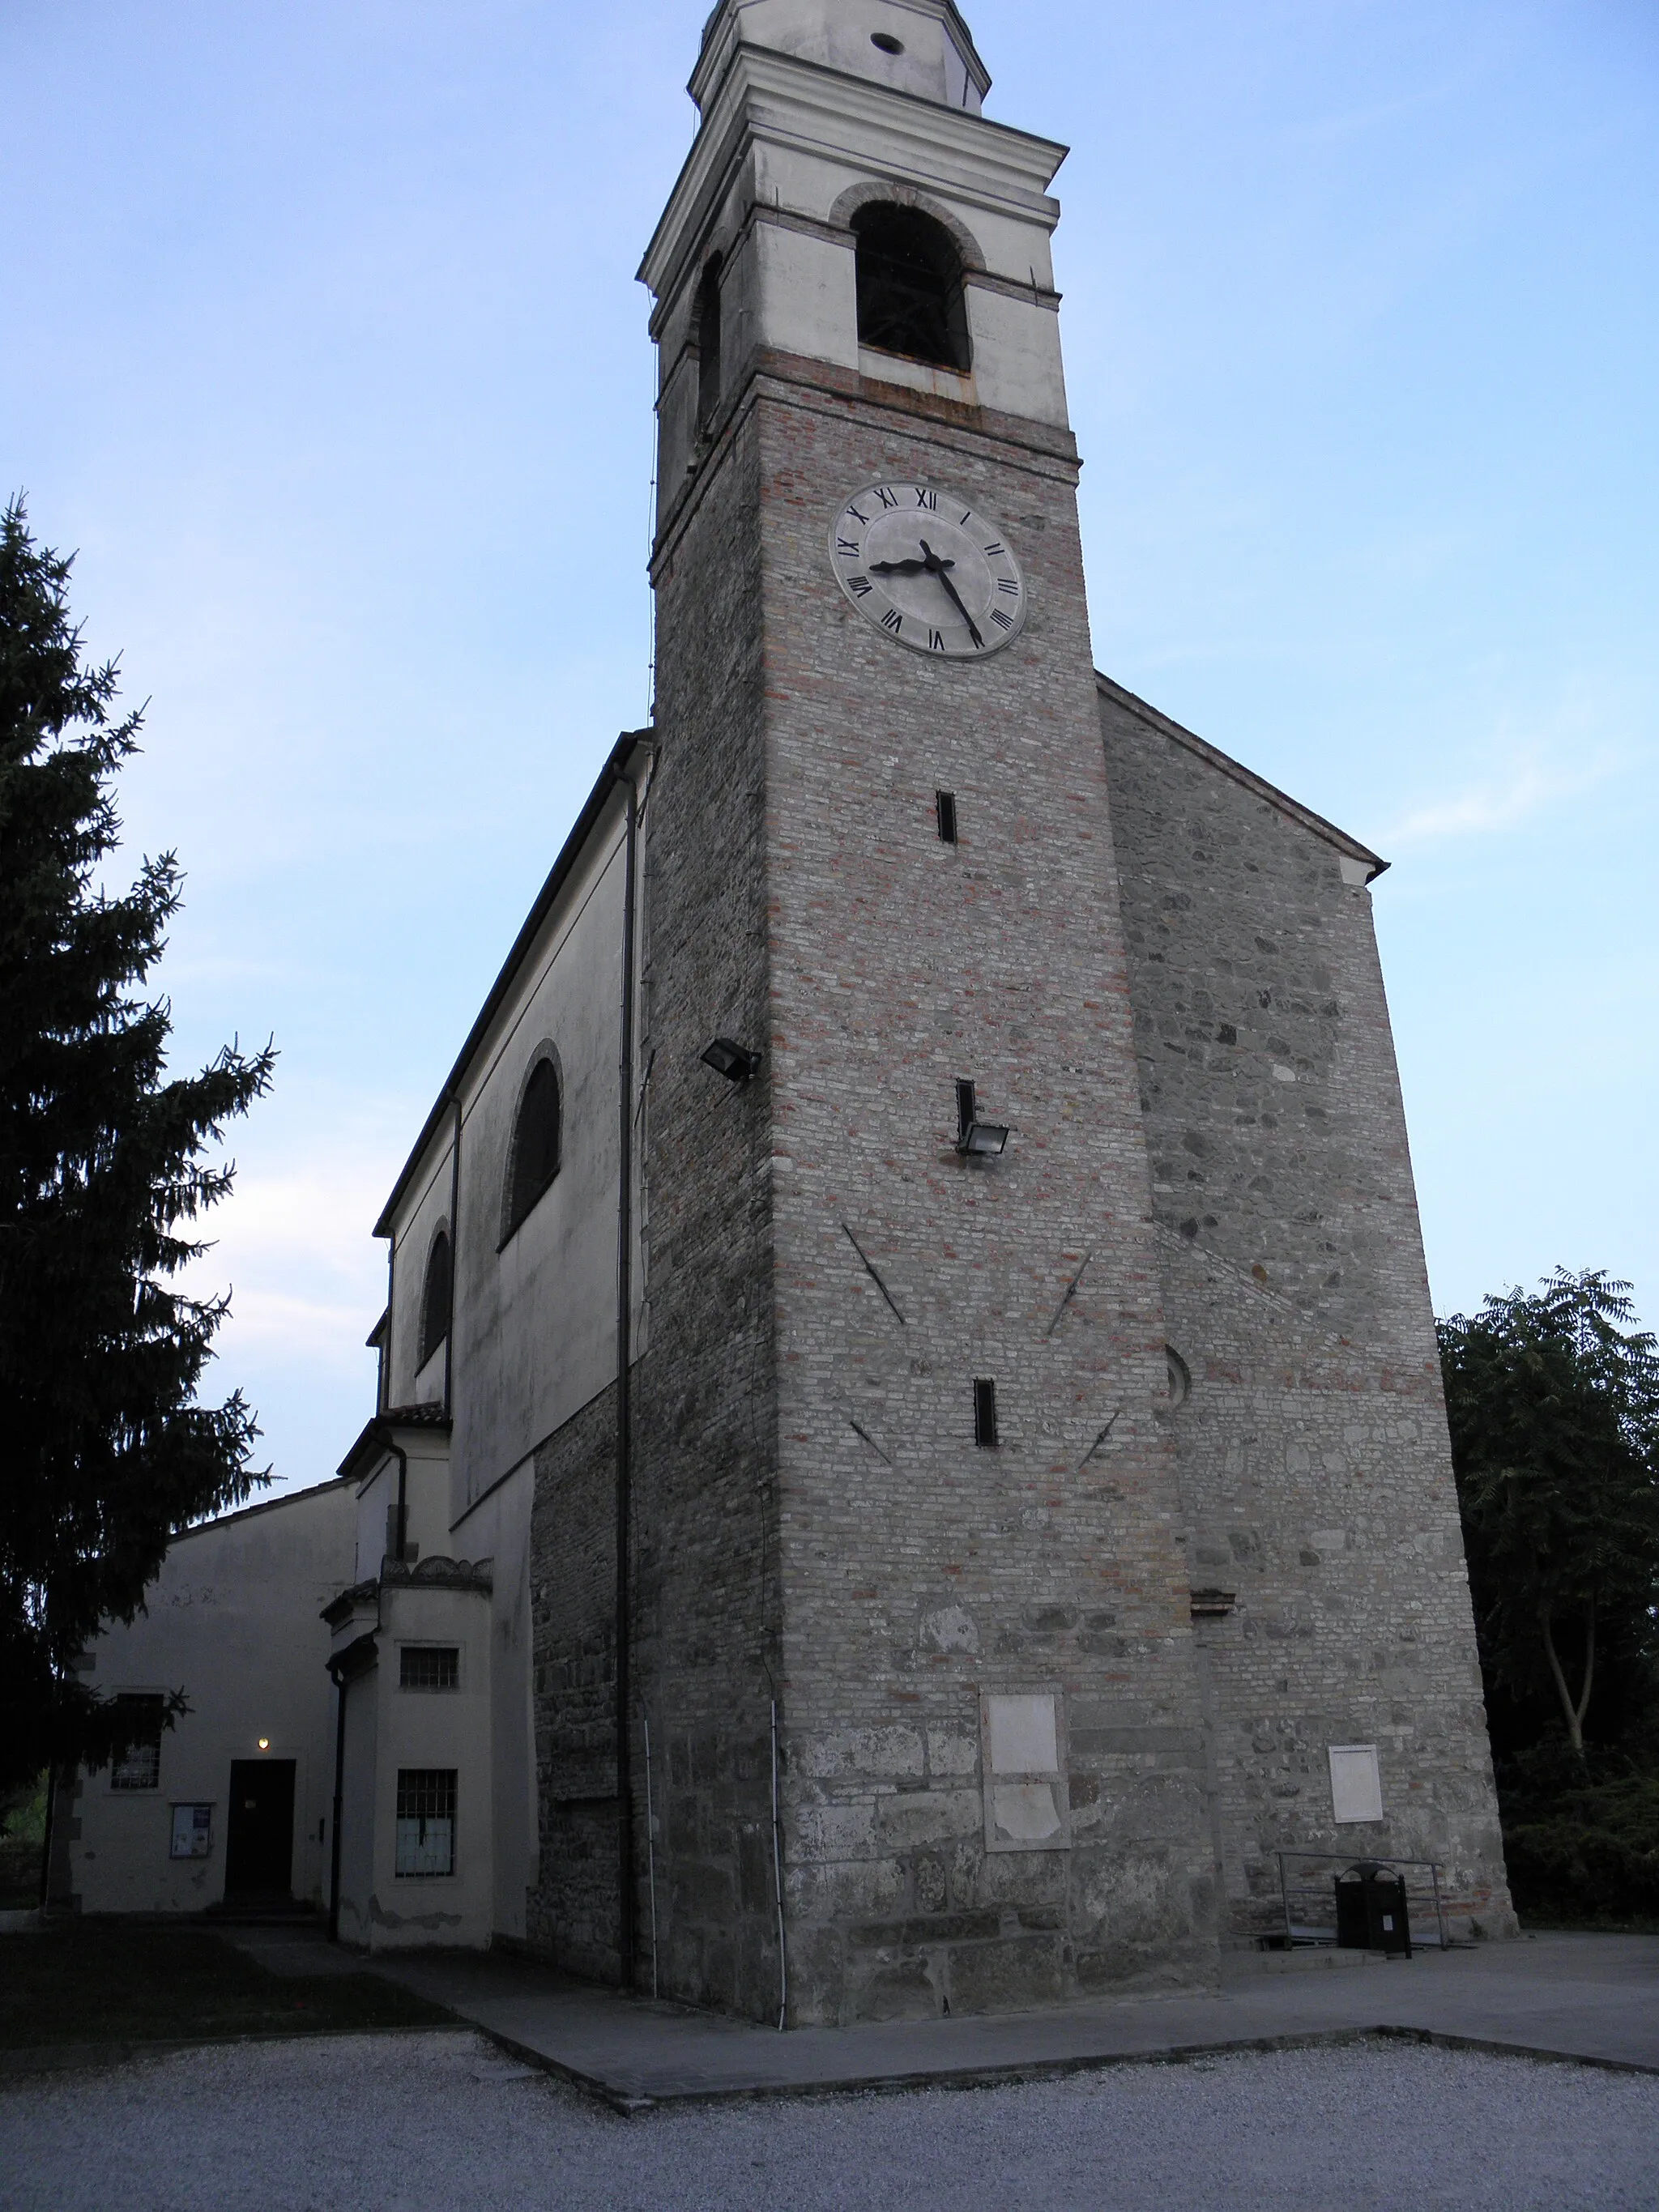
xmin=640 ymin=44 xmax=1066 ymax=308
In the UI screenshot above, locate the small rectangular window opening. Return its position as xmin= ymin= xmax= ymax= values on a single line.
xmin=400 ymin=1646 xmax=460 ymax=1692
xmin=975 ymin=1378 xmax=999 ymax=1447
xmin=395 ymin=1767 xmax=457 ymax=1877
xmin=956 ymin=1079 xmax=976 ymax=1144
xmin=936 ymin=790 xmax=957 ymax=844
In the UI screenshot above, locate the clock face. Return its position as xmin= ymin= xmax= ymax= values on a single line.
xmin=829 ymin=481 xmax=1026 ymax=658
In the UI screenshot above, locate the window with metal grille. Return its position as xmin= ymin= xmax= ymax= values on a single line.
xmin=399 ymin=1645 xmax=459 ymax=1692
xmin=851 ymin=202 xmax=970 ymax=372
xmin=503 ymin=1055 xmax=561 ymax=1241
xmin=394 ymin=1768 xmax=456 ymax=1877
xmin=109 ymin=1694 xmax=164 ymax=1790
xmin=975 ymin=1378 xmax=999 ymax=1447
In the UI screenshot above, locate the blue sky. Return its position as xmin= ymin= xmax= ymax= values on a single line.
xmin=5 ymin=0 xmax=1656 ymax=1498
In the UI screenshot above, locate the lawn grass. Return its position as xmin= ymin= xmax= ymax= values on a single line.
xmin=0 ymin=1920 xmax=454 ymax=2051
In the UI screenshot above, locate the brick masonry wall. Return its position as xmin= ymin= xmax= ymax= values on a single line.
xmin=752 ymin=369 xmax=1218 ymax=2023
xmin=632 ymin=399 xmax=788 ymax=2022
xmin=1096 ymin=679 xmax=1515 ymax=1940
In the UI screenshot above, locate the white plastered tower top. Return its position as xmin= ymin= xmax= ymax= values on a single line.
xmin=692 ymin=0 xmax=991 ymax=115
xmin=643 ymin=0 xmax=1073 ymax=517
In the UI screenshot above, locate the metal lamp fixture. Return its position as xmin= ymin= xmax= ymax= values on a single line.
xmin=701 ymin=1036 xmax=759 ymax=1083
xmin=959 ymin=1119 xmax=1010 ymax=1157
xmin=955 ymin=1078 xmax=1009 ymax=1157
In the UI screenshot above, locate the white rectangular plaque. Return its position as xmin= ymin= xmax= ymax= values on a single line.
xmin=1328 ymin=1744 xmax=1384 ymax=1825
xmin=980 ymin=1690 xmax=1070 ymax=1852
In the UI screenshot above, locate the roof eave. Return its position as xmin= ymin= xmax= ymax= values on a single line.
xmin=1095 ymin=672 xmax=1388 ymax=881
xmin=373 ymin=730 xmax=652 ymax=1238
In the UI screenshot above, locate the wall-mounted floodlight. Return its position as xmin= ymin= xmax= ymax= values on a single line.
xmin=955 ymin=1077 xmax=1009 ymax=1157
xmin=701 ymin=1036 xmax=759 ymax=1083
xmin=959 ymin=1119 xmax=1010 ymax=1157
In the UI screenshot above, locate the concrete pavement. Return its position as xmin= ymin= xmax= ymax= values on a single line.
xmin=224 ymin=1928 xmax=1659 ymax=2112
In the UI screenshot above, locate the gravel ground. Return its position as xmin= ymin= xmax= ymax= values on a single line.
xmin=3 ymin=2028 xmax=1656 ymax=2211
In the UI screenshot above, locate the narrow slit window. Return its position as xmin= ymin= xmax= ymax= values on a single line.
xmin=975 ymin=1378 xmax=998 ymax=1447
xmin=418 ymin=1229 xmax=451 ymax=1369
xmin=956 ymin=1079 xmax=975 ymax=1144
xmin=936 ymin=791 xmax=957 ymax=844
xmin=695 ymin=255 xmax=723 ymax=431
xmin=504 ymin=1055 xmax=561 ymax=1240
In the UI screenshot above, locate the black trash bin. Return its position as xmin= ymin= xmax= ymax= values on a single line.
xmin=1335 ymin=1861 xmax=1412 ymax=1956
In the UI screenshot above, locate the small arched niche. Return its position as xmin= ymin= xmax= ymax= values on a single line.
xmin=418 ymin=1227 xmax=451 ymax=1370
xmin=694 ymin=254 xmax=723 ymax=431
xmin=502 ymin=1053 xmax=561 ymax=1243
xmin=851 ymin=202 xmax=970 ymax=373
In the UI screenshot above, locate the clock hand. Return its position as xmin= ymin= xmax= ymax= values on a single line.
xmin=919 ymin=539 xmax=983 ymax=649
xmin=868 ymin=556 xmax=931 ymax=576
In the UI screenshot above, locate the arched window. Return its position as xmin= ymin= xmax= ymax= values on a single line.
xmin=419 ymin=1230 xmax=451 ymax=1369
xmin=504 ymin=1055 xmax=561 ymax=1240
xmin=851 ymin=203 xmax=969 ymax=372
xmin=695 ymin=254 xmax=723 ymax=430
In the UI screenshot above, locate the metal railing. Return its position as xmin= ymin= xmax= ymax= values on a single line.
xmin=1273 ymin=1848 xmax=1450 ymax=1952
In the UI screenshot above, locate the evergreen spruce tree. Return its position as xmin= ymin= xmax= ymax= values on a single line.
xmin=0 ymin=499 xmax=274 ymax=1792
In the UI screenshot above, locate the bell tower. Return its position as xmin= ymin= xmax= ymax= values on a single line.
xmin=618 ymin=0 xmax=1220 ymax=2025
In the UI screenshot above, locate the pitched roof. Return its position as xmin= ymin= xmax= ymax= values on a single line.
xmin=1096 ymin=672 xmax=1388 ymax=881
xmin=373 ymin=729 xmax=653 ymax=1238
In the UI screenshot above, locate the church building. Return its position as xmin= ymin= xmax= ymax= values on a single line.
xmin=63 ymin=0 xmax=1514 ymax=2024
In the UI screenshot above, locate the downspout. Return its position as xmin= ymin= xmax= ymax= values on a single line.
xmin=327 ymin=1663 xmax=348 ymax=1943
xmin=443 ymin=1097 xmax=460 ymax=1420
xmin=387 ymin=1440 xmax=409 ymax=1566
xmin=614 ymin=756 xmax=642 ymax=1991
xmin=38 ymin=1759 xmax=57 ymax=1914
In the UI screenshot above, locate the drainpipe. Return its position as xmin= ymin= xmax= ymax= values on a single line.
xmin=381 ymin=1238 xmax=394 ymax=1416
xmin=443 ymin=1097 xmax=460 ymax=1421
xmin=327 ymin=1663 xmax=348 ymax=1943
xmin=387 ymin=1439 xmax=410 ymax=1566
xmin=38 ymin=1759 xmax=57 ymax=1914
xmin=614 ymin=753 xmax=644 ymax=1991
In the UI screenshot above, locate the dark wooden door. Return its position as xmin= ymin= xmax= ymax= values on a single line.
xmin=224 ymin=1759 xmax=296 ymax=1899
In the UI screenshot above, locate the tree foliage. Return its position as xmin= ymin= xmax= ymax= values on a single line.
xmin=1439 ymin=1268 xmax=1659 ymax=1758
xmin=0 ymin=499 xmax=274 ymax=1793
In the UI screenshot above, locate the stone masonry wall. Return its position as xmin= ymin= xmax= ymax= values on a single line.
xmin=1097 ymin=677 xmax=1515 ymax=1941
xmin=753 ymin=369 xmax=1218 ymax=2022
xmin=526 ymin=1381 xmax=623 ymax=1980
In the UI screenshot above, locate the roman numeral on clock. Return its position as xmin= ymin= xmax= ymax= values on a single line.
xmin=848 ymin=575 xmax=872 ymax=597
xmin=915 ymin=488 xmax=937 ymax=509
xmin=997 ymin=577 xmax=1019 ymax=595
xmin=881 ymin=607 xmax=903 ymax=633
xmin=928 ymin=629 xmax=945 ymax=651
xmin=836 ymin=537 xmax=860 ymax=556
xmin=874 ymin=486 xmax=898 ymax=509
xmin=991 ymin=607 xmax=1013 ymax=630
